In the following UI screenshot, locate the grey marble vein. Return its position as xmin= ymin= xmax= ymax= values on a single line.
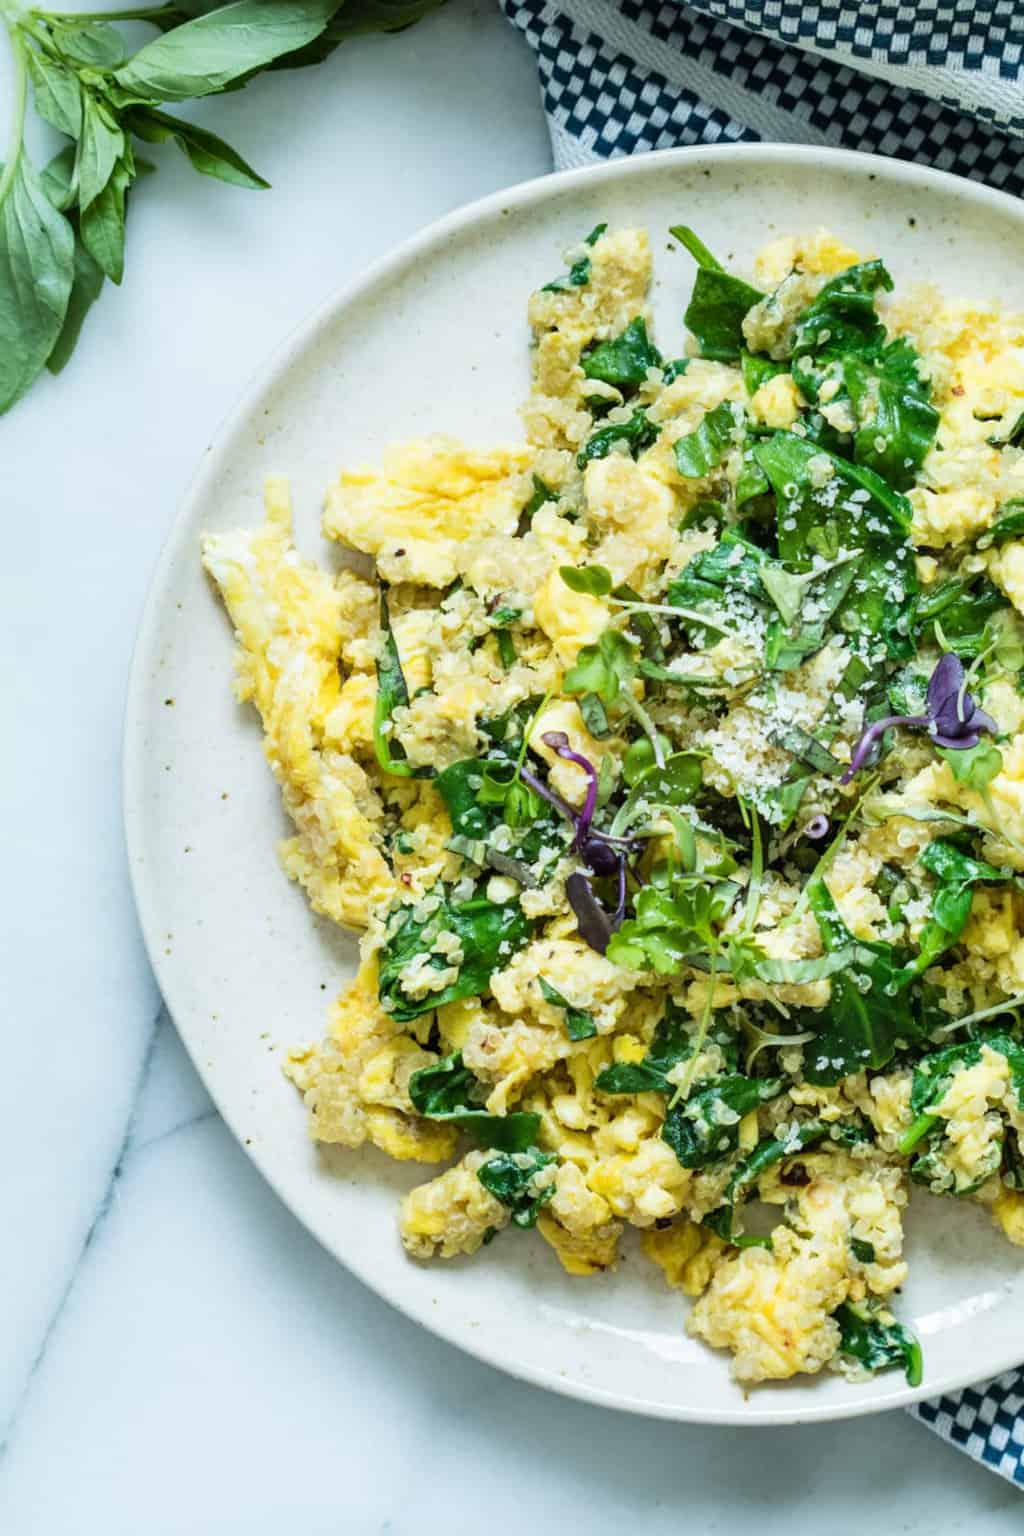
xmin=0 ymin=1004 xmax=166 ymax=1457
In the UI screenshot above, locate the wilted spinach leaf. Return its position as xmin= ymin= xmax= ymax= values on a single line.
xmin=477 ymin=1147 xmax=557 ymax=1226
xmin=577 ymin=407 xmax=659 ymax=467
xmin=582 ymin=315 xmax=662 ymax=390
xmin=408 ymin=1051 xmax=540 ymax=1150
xmin=671 ymin=224 xmax=763 ymax=362
xmin=379 ymin=893 xmax=531 ymax=1021
xmin=541 ymin=222 xmax=607 ymax=293
xmin=802 ymin=882 xmax=921 ymax=1083
xmin=834 ymin=1301 xmax=922 ymax=1386
xmin=538 ymin=977 xmax=597 ymax=1040
xmin=662 ymin=1073 xmax=783 ymax=1169
xmin=673 ymin=400 xmax=745 ymax=479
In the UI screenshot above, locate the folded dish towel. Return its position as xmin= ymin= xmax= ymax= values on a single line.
xmin=500 ymin=0 xmax=1024 ymax=1487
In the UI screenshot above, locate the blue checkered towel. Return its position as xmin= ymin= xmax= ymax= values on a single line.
xmin=500 ymin=0 xmax=1024 ymax=1485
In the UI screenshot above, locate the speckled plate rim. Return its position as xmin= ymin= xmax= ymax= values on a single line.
xmin=124 ymin=142 xmax=1024 ymax=1424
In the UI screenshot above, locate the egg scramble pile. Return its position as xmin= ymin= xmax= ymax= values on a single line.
xmin=202 ymin=223 xmax=1024 ymax=1390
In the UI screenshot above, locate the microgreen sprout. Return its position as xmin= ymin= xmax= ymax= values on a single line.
xmin=841 ymin=652 xmax=996 ymax=783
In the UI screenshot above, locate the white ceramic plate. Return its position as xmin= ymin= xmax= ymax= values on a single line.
xmin=124 ymin=144 xmax=1024 ymax=1423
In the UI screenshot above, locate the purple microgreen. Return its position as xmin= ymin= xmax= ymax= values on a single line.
xmin=613 ymin=856 xmax=628 ymax=925
xmin=840 ymin=652 xmax=996 ymax=784
xmin=542 ymin=730 xmax=599 ymax=847
xmin=517 ymin=764 xmax=577 ymax=826
xmin=484 ymin=849 xmax=539 ymax=888
xmin=580 ymin=835 xmax=620 ymax=876
xmin=566 ymin=870 xmax=620 ymax=954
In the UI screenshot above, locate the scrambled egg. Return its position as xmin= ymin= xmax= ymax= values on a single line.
xmin=204 ymin=223 xmax=1024 ymax=1391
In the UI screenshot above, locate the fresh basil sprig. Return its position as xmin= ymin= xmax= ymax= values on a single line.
xmin=0 ymin=0 xmax=441 ymax=411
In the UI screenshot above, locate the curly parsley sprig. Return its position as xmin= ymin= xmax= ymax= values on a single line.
xmin=0 ymin=0 xmax=442 ymax=411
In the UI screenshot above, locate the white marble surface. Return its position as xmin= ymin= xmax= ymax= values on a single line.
xmin=1 ymin=3 xmax=1021 ymax=1527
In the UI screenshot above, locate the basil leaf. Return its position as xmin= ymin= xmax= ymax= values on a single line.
xmin=53 ymin=21 xmax=127 ymax=67
xmin=0 ymin=154 xmax=75 ymax=413
xmin=127 ymin=106 xmax=269 ymax=189
xmin=38 ymin=145 xmax=77 ymax=212
xmin=76 ymin=98 xmax=125 ymax=212
xmin=408 ymin=1051 xmax=540 ymax=1150
xmin=46 ymin=231 xmax=104 ymax=375
xmin=538 ymin=977 xmax=597 ymax=1040
xmin=114 ymin=0 xmax=338 ymax=101
xmin=25 ymin=51 xmax=83 ymax=139
xmin=80 ymin=160 xmax=130 ymax=283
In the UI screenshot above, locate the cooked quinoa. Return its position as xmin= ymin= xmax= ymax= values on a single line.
xmin=202 ymin=222 xmax=1024 ymax=1388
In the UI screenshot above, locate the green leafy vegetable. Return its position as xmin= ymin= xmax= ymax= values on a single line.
xmin=662 ymin=1073 xmax=783 ymax=1169
xmin=582 ymin=315 xmax=662 ymax=390
xmin=113 ymin=0 xmax=338 ymax=100
xmin=978 ymin=499 xmax=1024 ymax=549
xmin=595 ymin=1003 xmax=695 ymax=1094
xmin=843 ymin=340 xmax=939 ymax=490
xmin=791 ymin=260 xmax=893 ymax=359
xmin=834 ymin=1300 xmax=922 ymax=1386
xmin=563 ymin=628 xmax=637 ymax=707
xmin=477 ymin=1147 xmax=557 ymax=1226
xmin=127 ymin=104 xmax=269 ymax=187
xmin=741 ymin=350 xmax=785 ymax=396
xmin=378 ymin=893 xmax=531 ymax=1022
xmin=372 ymin=587 xmax=426 ymax=778
xmin=577 ymin=407 xmax=659 ymax=467
xmin=0 ymin=0 xmax=443 ymax=407
xmin=560 ymin=564 xmax=613 ymax=597
xmin=802 ymin=882 xmax=921 ymax=1083
xmin=0 ymin=149 xmax=75 ymax=411
xmin=905 ymin=839 xmax=1012 ymax=977
xmin=898 ymin=1031 xmax=1024 ymax=1166
xmin=408 ymin=1051 xmax=540 ymax=1150
xmin=523 ymin=474 xmax=556 ymax=518
xmin=538 ymin=977 xmax=597 ymax=1040
xmin=938 ymin=741 xmax=1003 ymax=792
xmin=673 ymin=400 xmax=745 ymax=479
xmin=541 ymin=222 xmax=607 ymax=293
xmin=671 ymin=224 xmax=763 ymax=361
xmin=753 ymin=430 xmax=917 ymax=657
